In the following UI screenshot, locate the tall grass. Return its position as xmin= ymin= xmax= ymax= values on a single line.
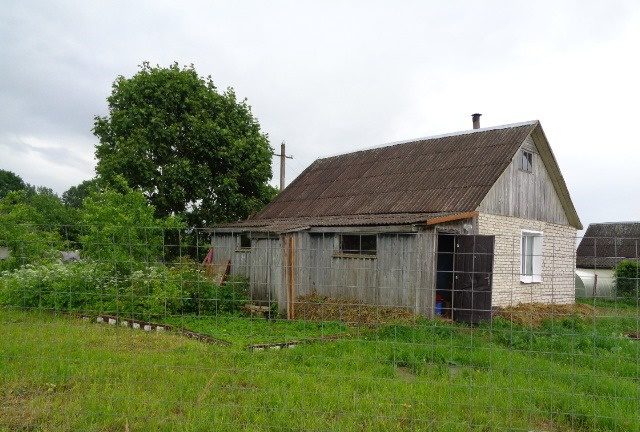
xmin=1 ymin=304 xmax=638 ymax=431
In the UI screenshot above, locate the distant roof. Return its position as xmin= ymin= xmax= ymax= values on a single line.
xmin=226 ymin=120 xmax=581 ymax=232
xmin=576 ymin=222 xmax=640 ymax=268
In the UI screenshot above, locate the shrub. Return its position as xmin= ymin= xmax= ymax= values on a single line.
xmin=614 ymin=260 xmax=640 ymax=299
xmin=79 ymin=179 xmax=183 ymax=269
xmin=0 ymin=261 xmax=113 ymax=311
xmin=169 ymin=259 xmax=249 ymax=315
xmin=0 ymin=259 xmax=249 ymax=319
xmin=0 ymin=190 xmax=66 ymax=271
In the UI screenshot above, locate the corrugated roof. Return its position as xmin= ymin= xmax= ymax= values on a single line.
xmin=576 ymin=222 xmax=640 ymax=269
xmin=249 ymin=122 xmax=537 ymax=222
xmin=217 ymin=212 xmax=463 ymax=233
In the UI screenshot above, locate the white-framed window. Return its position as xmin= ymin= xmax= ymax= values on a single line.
xmin=521 ymin=230 xmax=543 ymax=283
xmin=521 ymin=150 xmax=533 ymax=172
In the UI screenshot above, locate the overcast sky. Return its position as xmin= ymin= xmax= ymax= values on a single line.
xmin=1 ymin=0 xmax=639 ymax=229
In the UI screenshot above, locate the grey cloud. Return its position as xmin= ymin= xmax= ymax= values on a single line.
xmin=0 ymin=0 xmax=639 ymax=228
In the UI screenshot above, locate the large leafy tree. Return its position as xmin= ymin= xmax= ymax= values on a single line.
xmin=62 ymin=179 xmax=100 ymax=208
xmin=0 ymin=169 xmax=28 ymax=199
xmin=93 ymin=62 xmax=276 ymax=226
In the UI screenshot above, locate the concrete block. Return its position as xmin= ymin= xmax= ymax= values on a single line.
xmin=108 ymin=318 xmax=116 ymax=325
xmin=96 ymin=317 xmax=104 ymax=323
xmin=132 ymin=323 xmax=140 ymax=329
xmin=143 ymin=325 xmax=151 ymax=332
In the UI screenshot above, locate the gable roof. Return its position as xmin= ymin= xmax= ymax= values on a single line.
xmin=576 ymin=222 xmax=640 ymax=269
xmin=232 ymin=120 xmax=581 ymax=231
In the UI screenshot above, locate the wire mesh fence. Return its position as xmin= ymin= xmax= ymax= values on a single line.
xmin=0 ymin=224 xmax=639 ymax=431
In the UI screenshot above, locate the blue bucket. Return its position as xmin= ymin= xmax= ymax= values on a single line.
xmin=435 ymin=301 xmax=443 ymax=316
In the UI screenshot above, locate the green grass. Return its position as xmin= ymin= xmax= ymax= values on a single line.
xmin=577 ymin=297 xmax=640 ymax=311
xmin=163 ymin=314 xmax=351 ymax=346
xmin=1 ymin=306 xmax=639 ymax=431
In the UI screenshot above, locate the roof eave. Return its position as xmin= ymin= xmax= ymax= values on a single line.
xmin=530 ymin=123 xmax=583 ymax=230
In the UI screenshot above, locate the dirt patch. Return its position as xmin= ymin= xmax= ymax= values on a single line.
xmin=395 ymin=366 xmax=416 ymax=381
xmin=294 ymin=293 xmax=417 ymax=325
xmin=626 ymin=332 xmax=640 ymax=340
xmin=494 ymin=303 xmax=596 ymax=327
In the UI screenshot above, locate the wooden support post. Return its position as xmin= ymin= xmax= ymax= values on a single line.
xmin=287 ymin=235 xmax=296 ymax=319
xmin=593 ymin=273 xmax=598 ymax=298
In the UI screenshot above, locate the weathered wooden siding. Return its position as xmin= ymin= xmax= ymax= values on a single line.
xmin=293 ymin=230 xmax=437 ymax=316
xmin=210 ymin=234 xmax=250 ymax=277
xmin=214 ymin=229 xmax=444 ymax=316
xmin=211 ymin=234 xmax=281 ymax=304
xmin=477 ymin=135 xmax=570 ymax=225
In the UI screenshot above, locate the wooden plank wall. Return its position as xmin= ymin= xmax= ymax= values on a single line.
xmin=477 ymin=135 xmax=570 ymax=225
xmin=214 ymin=229 xmax=444 ymax=316
xmin=210 ymin=234 xmax=250 ymax=278
xmin=294 ymin=230 xmax=437 ymax=316
xmin=211 ymin=234 xmax=281 ymax=305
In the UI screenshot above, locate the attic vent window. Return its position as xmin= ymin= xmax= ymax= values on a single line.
xmin=521 ymin=150 xmax=533 ymax=172
xmin=339 ymin=234 xmax=377 ymax=257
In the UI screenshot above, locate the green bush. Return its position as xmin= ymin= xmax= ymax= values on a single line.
xmin=0 ymin=259 xmax=249 ymax=319
xmin=0 ymin=262 xmax=113 ymax=311
xmin=79 ymin=179 xmax=183 ymax=270
xmin=614 ymin=259 xmax=640 ymax=299
xmin=0 ymin=190 xmax=67 ymax=271
xmin=169 ymin=259 xmax=249 ymax=315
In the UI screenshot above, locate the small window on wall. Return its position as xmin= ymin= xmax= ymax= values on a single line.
xmin=521 ymin=230 xmax=543 ymax=283
xmin=339 ymin=234 xmax=377 ymax=256
xmin=521 ymin=150 xmax=533 ymax=172
xmin=239 ymin=233 xmax=251 ymax=250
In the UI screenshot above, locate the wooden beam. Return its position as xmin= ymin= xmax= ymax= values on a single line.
xmin=307 ymin=225 xmax=419 ymax=234
xmin=287 ymin=235 xmax=295 ymax=320
xmin=425 ymin=211 xmax=478 ymax=226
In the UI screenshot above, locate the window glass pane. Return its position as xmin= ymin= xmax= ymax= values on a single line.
xmin=340 ymin=235 xmax=361 ymax=254
xmin=340 ymin=234 xmax=377 ymax=255
xmin=522 ymin=235 xmax=534 ymax=275
xmin=521 ymin=236 xmax=527 ymax=274
xmin=240 ymin=234 xmax=251 ymax=248
xmin=360 ymin=235 xmax=377 ymax=255
xmin=521 ymin=151 xmax=533 ymax=172
xmin=525 ymin=237 xmax=534 ymax=275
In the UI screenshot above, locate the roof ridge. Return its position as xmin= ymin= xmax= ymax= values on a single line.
xmin=588 ymin=221 xmax=640 ymax=225
xmin=319 ymin=120 xmax=539 ymax=160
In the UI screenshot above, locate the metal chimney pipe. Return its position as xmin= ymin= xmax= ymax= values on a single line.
xmin=472 ymin=113 xmax=482 ymax=129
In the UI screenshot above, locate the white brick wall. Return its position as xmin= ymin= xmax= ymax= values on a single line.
xmin=476 ymin=213 xmax=577 ymax=307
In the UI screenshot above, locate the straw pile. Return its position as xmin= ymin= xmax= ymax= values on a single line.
xmin=494 ymin=302 xmax=596 ymax=327
xmin=294 ymin=293 xmax=416 ymax=325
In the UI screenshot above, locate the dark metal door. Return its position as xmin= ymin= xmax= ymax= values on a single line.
xmin=452 ymin=235 xmax=494 ymax=323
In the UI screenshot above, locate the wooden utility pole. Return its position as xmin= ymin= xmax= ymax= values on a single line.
xmin=274 ymin=142 xmax=293 ymax=191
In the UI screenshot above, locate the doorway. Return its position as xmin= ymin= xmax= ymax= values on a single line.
xmin=435 ymin=234 xmax=494 ymax=323
xmin=435 ymin=233 xmax=455 ymax=319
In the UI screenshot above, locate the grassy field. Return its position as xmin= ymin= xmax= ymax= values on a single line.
xmin=1 ymin=303 xmax=638 ymax=432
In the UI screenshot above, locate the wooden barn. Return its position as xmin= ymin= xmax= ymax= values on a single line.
xmin=575 ymin=222 xmax=640 ymax=298
xmin=211 ymin=117 xmax=582 ymax=322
